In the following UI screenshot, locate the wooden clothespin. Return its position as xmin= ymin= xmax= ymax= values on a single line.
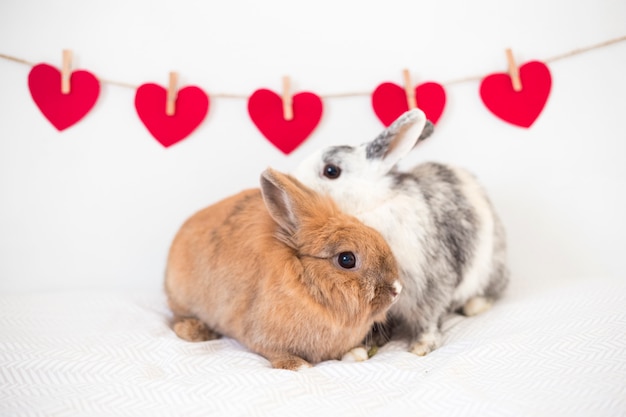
xmin=402 ymin=69 xmax=417 ymax=109
xmin=282 ymin=75 xmax=293 ymax=121
xmin=505 ymin=48 xmax=523 ymax=92
xmin=166 ymin=71 xmax=178 ymax=116
xmin=61 ymin=49 xmax=72 ymax=94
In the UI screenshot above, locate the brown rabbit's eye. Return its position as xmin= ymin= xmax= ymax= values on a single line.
xmin=337 ymin=252 xmax=356 ymax=269
xmin=323 ymin=164 xmax=341 ymax=179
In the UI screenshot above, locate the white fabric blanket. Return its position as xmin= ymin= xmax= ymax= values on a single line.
xmin=1 ymin=276 xmax=625 ymax=417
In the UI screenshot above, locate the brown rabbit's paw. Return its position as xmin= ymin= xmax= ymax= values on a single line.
xmin=462 ymin=296 xmax=493 ymax=317
xmin=342 ymin=346 xmax=369 ymax=362
xmin=173 ymin=318 xmax=218 ymax=342
xmin=269 ymin=355 xmax=312 ymax=371
xmin=409 ymin=331 xmax=441 ymax=356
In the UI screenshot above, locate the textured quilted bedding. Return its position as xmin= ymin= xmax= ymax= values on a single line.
xmin=1 ymin=276 xmax=625 ymax=417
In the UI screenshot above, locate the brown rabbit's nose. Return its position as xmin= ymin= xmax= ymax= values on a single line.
xmin=391 ymin=280 xmax=402 ymax=298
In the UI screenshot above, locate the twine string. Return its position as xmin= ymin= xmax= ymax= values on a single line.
xmin=2 ymin=34 xmax=625 ymax=99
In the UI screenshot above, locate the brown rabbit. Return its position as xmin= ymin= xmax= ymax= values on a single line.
xmin=165 ymin=168 xmax=402 ymax=371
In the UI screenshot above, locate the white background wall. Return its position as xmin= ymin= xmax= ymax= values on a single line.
xmin=1 ymin=0 xmax=625 ymax=293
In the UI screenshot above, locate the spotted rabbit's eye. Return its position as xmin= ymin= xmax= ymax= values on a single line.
xmin=323 ymin=164 xmax=342 ymax=179
xmin=337 ymin=252 xmax=356 ymax=269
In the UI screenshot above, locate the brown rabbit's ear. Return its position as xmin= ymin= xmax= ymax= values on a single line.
xmin=260 ymin=168 xmax=312 ymax=241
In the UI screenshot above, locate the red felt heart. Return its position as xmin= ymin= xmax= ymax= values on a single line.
xmin=134 ymin=83 xmax=209 ymax=148
xmin=248 ymin=89 xmax=323 ymax=155
xmin=372 ymin=81 xmax=446 ymax=127
xmin=28 ymin=63 xmax=100 ymax=131
xmin=479 ymin=61 xmax=552 ymax=128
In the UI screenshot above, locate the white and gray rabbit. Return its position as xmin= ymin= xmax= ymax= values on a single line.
xmin=292 ymin=109 xmax=509 ymax=355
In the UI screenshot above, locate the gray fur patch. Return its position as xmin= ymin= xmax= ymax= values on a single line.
xmin=365 ymin=130 xmax=393 ymax=160
xmin=413 ymin=163 xmax=478 ymax=283
xmin=322 ymin=145 xmax=353 ymax=165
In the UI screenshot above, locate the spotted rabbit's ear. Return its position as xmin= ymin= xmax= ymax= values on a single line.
xmin=365 ymin=109 xmax=429 ymax=175
xmin=414 ymin=120 xmax=435 ymax=149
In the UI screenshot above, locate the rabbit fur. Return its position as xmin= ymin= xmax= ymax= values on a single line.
xmin=292 ymin=109 xmax=509 ymax=356
xmin=165 ymin=168 xmax=402 ymax=370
